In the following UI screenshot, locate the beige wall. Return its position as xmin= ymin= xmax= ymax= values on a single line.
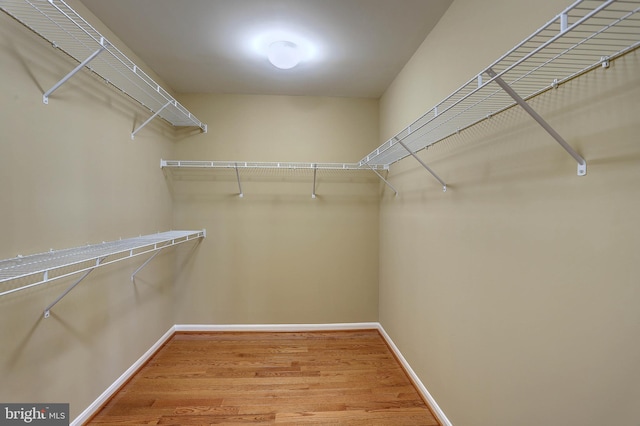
xmin=5 ymin=0 xmax=638 ymax=423
xmin=171 ymin=94 xmax=380 ymax=324
xmin=378 ymin=0 xmax=640 ymax=425
xmin=0 ymin=5 xmax=188 ymax=419
xmin=1 ymin=3 xmax=380 ymax=418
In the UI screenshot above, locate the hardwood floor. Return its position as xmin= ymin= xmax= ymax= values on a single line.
xmin=88 ymin=330 xmax=440 ymax=425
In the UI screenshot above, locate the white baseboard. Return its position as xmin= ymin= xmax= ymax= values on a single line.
xmin=376 ymin=325 xmax=452 ymax=426
xmin=174 ymin=322 xmax=380 ymax=332
xmin=73 ymin=322 xmax=450 ymax=426
xmin=71 ymin=326 xmax=176 ymax=426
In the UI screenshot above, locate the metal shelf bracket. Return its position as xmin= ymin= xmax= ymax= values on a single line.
xmin=0 ymin=230 xmax=205 ymax=318
xmin=44 ymin=257 xmax=104 ymax=318
xmin=43 ymin=37 xmax=107 ymax=104
xmin=161 ymin=160 xmax=389 ymax=197
xmin=234 ymin=163 xmax=244 ymax=198
xmin=312 ymin=164 xmax=317 ymax=199
xmin=358 ymin=0 xmax=638 ymax=174
xmin=131 ymin=101 xmax=173 ymax=139
xmin=130 ymin=250 xmax=162 ymax=282
xmin=395 ymin=137 xmax=447 ymax=192
xmin=2 ymin=0 xmax=207 ymax=133
xmin=486 ymin=68 xmax=587 ymax=176
xmin=366 ymin=164 xmax=398 ymax=196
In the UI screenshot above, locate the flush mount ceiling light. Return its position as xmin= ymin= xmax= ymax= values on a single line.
xmin=246 ymin=31 xmax=319 ymax=69
xmin=267 ymin=40 xmax=301 ymax=69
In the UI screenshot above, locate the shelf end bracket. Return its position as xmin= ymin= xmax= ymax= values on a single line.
xmin=486 ymin=68 xmax=586 ymax=176
xmin=131 ymin=232 xmax=205 ymax=282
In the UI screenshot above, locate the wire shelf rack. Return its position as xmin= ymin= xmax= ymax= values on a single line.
xmin=0 ymin=0 xmax=207 ymax=135
xmin=0 ymin=230 xmax=205 ymax=303
xmin=360 ymin=0 xmax=640 ymax=168
xmin=161 ymin=160 xmax=389 ymax=197
xmin=161 ymin=160 xmax=388 ymax=171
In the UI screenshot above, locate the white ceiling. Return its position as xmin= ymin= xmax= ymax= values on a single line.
xmin=79 ymin=0 xmax=452 ymax=98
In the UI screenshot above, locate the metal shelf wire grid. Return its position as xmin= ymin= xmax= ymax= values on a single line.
xmin=161 ymin=160 xmax=386 ymax=197
xmin=360 ymin=0 xmax=640 ymax=167
xmin=0 ymin=0 xmax=206 ymax=131
xmin=161 ymin=160 xmax=388 ymax=172
xmin=0 ymin=230 xmax=205 ymax=297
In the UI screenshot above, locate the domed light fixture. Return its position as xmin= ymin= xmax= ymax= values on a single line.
xmin=267 ymin=40 xmax=301 ymax=69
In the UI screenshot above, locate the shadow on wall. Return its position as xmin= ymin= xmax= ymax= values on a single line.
xmin=382 ymin=50 xmax=640 ymax=204
xmin=0 ymin=258 xmax=167 ymax=358
xmin=0 ymin=11 xmax=176 ymax=142
xmin=162 ymin=167 xmax=384 ymax=203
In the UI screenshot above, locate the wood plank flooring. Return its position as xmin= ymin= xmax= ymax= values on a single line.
xmin=88 ymin=330 xmax=440 ymax=425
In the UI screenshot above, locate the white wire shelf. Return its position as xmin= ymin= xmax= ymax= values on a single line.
xmin=360 ymin=0 xmax=640 ymax=169
xmin=161 ymin=160 xmax=388 ymax=171
xmin=0 ymin=0 xmax=207 ymax=136
xmin=0 ymin=230 xmax=205 ymax=317
xmin=161 ymin=160 xmax=390 ymax=197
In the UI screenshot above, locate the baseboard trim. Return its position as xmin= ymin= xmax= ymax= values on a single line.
xmin=73 ymin=322 xmax=451 ymax=426
xmin=376 ymin=325 xmax=452 ymax=426
xmin=71 ymin=326 xmax=176 ymax=426
xmin=174 ymin=322 xmax=380 ymax=332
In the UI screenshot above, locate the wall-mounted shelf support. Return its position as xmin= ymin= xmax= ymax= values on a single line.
xmin=1 ymin=0 xmax=207 ymax=135
xmin=0 ymin=230 xmax=205 ymax=318
xmin=486 ymin=68 xmax=587 ymax=176
xmin=395 ymin=137 xmax=447 ymax=192
xmin=130 ymin=250 xmax=161 ymax=282
xmin=312 ymin=165 xmax=317 ymax=199
xmin=234 ymin=163 xmax=244 ymax=198
xmin=366 ymin=164 xmax=398 ymax=196
xmin=131 ymin=100 xmax=172 ymax=140
xmin=43 ymin=38 xmax=106 ymax=104
xmin=161 ymin=160 xmax=387 ymax=171
xmin=358 ymin=0 xmax=639 ymax=177
xmin=161 ymin=160 xmax=388 ymax=198
xmin=44 ymin=258 xmax=103 ymax=318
